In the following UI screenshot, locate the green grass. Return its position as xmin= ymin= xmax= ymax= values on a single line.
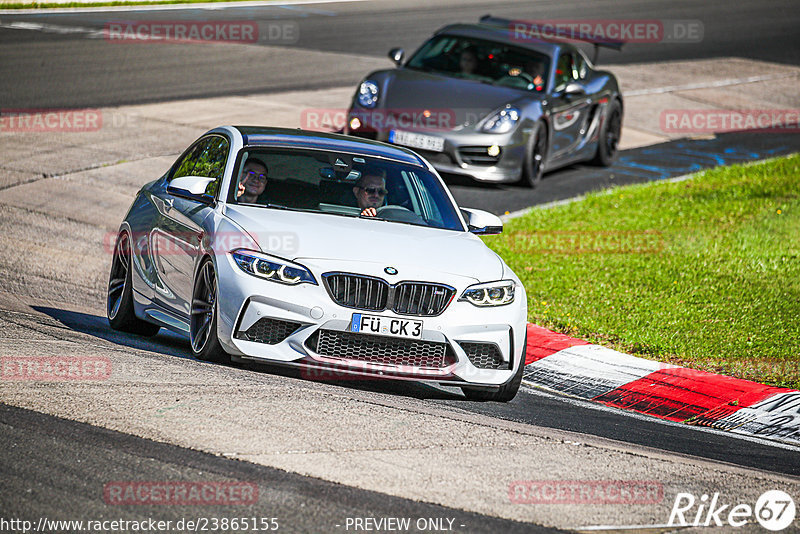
xmin=485 ymin=154 xmax=800 ymax=389
xmin=0 ymin=0 xmax=267 ymax=9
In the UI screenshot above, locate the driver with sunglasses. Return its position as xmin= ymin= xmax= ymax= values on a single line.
xmin=236 ymin=158 xmax=268 ymax=204
xmin=352 ymin=171 xmax=388 ymax=217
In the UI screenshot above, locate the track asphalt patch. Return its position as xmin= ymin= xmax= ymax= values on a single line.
xmin=523 ymin=323 xmax=799 ymax=447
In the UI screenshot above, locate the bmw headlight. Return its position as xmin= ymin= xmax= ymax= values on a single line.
xmin=481 ymin=106 xmax=520 ymax=134
xmin=231 ymin=250 xmax=316 ymax=286
xmin=357 ymin=81 xmax=379 ymax=109
xmin=460 ymin=280 xmax=515 ymax=307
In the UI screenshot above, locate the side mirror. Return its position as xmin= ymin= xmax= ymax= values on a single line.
xmin=167 ymin=175 xmax=216 ymax=204
xmin=462 ymin=208 xmax=503 ymax=235
xmin=564 ymin=82 xmax=586 ymax=97
xmin=388 ymin=48 xmax=404 ymax=67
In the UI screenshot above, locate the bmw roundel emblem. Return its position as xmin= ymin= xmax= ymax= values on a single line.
xmin=384 ymin=267 xmax=398 ymax=275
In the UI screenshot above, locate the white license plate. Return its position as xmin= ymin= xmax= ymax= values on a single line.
xmin=389 ymin=130 xmax=445 ymax=153
xmin=350 ymin=313 xmax=423 ymax=339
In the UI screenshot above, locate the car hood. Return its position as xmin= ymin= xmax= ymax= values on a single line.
xmin=223 ymin=205 xmax=504 ymax=283
xmin=379 ymin=68 xmax=533 ymax=128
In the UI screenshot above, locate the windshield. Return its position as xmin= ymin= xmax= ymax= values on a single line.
xmin=228 ymin=147 xmax=465 ymax=232
xmin=406 ymin=35 xmax=550 ymax=92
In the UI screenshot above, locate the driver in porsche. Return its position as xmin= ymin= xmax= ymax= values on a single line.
xmin=352 ymin=170 xmax=387 ymax=217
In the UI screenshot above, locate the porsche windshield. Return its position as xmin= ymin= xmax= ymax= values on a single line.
xmin=228 ymin=147 xmax=465 ymax=232
xmin=406 ymin=35 xmax=550 ymax=92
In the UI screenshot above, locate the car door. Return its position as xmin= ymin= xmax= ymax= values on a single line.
xmin=150 ymin=135 xmax=229 ymax=321
xmin=545 ymin=50 xmax=594 ymax=160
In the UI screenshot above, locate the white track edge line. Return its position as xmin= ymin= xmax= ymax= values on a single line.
xmin=519 ymin=383 xmax=800 ymax=452
xmin=0 ymin=0 xmax=368 ymax=15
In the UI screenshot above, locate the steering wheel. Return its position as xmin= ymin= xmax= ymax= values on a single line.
xmin=495 ymin=72 xmax=536 ymax=88
xmin=376 ymin=205 xmax=426 ymax=224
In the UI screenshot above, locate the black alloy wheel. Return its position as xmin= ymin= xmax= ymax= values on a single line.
xmin=522 ymin=122 xmax=547 ymax=187
xmin=107 ymin=232 xmax=160 ymax=336
xmin=190 ymin=259 xmax=228 ymax=362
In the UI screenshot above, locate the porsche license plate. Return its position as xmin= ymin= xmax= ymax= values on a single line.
xmin=350 ymin=313 xmax=423 ymax=339
xmin=389 ymin=130 xmax=445 ymax=153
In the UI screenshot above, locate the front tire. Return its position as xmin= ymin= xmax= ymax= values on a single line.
xmin=521 ymin=122 xmax=547 ymax=188
xmin=591 ymin=99 xmax=621 ymax=166
xmin=107 ymin=232 xmax=160 ymax=337
xmin=190 ymin=259 xmax=229 ymax=363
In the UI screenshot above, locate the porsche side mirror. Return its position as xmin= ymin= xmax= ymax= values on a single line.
xmin=462 ymin=208 xmax=503 ymax=235
xmin=388 ymin=48 xmax=404 ymax=67
xmin=564 ymin=82 xmax=586 ymax=97
xmin=167 ymin=175 xmax=216 ymax=205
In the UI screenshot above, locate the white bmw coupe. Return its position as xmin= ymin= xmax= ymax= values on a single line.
xmin=108 ymin=127 xmax=527 ymax=401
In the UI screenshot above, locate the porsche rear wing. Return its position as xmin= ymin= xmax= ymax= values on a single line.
xmin=479 ymin=14 xmax=624 ymax=64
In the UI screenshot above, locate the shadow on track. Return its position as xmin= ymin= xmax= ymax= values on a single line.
xmin=33 ymin=306 xmax=193 ymax=359
xmin=32 ymin=306 xmax=464 ymax=401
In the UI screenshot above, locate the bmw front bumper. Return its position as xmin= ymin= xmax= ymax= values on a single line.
xmin=215 ymin=254 xmax=528 ymax=389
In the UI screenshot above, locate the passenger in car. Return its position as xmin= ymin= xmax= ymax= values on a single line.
xmin=236 ymin=158 xmax=268 ymax=204
xmin=459 ymin=46 xmax=481 ymax=76
xmin=352 ymin=170 xmax=387 ymax=217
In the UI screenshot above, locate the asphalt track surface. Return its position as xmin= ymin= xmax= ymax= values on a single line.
xmin=2 ymin=0 xmax=800 ymax=530
xmin=2 ymin=0 xmax=799 ymax=217
xmin=1 ymin=404 xmax=549 ymax=533
xmin=30 ymin=305 xmax=800 ymax=478
xmin=0 ymin=0 xmax=799 ymax=108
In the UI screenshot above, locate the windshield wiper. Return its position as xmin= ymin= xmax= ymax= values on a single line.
xmin=262 ymin=203 xmax=314 ymax=214
xmin=237 ymin=202 xmax=294 ymax=210
xmin=358 ymin=213 xmax=387 ymax=221
xmin=405 ymin=64 xmax=433 ymax=73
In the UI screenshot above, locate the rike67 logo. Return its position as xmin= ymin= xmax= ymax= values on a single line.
xmin=668 ymin=490 xmax=796 ymax=531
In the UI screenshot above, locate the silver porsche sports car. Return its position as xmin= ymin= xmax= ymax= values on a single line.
xmin=344 ymin=15 xmax=623 ymax=186
xmin=108 ymin=127 xmax=528 ymax=401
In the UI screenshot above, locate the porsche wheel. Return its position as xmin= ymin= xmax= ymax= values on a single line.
xmin=107 ymin=232 xmax=160 ymax=336
xmin=592 ymin=100 xmax=621 ymax=166
xmin=190 ymin=259 xmax=229 ymax=363
xmin=521 ymin=122 xmax=547 ymax=188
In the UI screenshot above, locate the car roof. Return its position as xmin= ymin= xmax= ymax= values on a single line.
xmin=433 ymin=23 xmax=563 ymax=58
xmin=233 ymin=127 xmax=426 ymax=167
